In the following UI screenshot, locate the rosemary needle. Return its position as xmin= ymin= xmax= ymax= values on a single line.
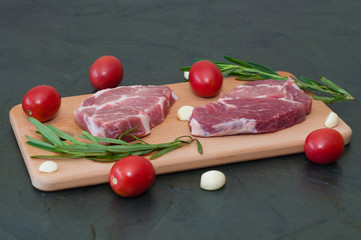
xmin=180 ymin=56 xmax=356 ymax=104
xmin=26 ymin=117 xmax=203 ymax=162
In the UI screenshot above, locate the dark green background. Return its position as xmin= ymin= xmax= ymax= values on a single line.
xmin=1 ymin=0 xmax=360 ymax=239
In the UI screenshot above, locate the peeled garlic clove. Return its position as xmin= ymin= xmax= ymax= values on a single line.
xmin=325 ymin=111 xmax=339 ymax=128
xmin=184 ymin=71 xmax=189 ymax=80
xmin=177 ymin=105 xmax=194 ymax=121
xmin=200 ymin=170 xmax=226 ymax=191
xmin=39 ymin=161 xmax=58 ymax=173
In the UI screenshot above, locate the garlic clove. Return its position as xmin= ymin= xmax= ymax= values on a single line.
xmin=200 ymin=170 xmax=226 ymax=191
xmin=39 ymin=161 xmax=58 ymax=173
xmin=184 ymin=71 xmax=189 ymax=80
xmin=177 ymin=105 xmax=194 ymax=121
xmin=325 ymin=111 xmax=339 ymax=128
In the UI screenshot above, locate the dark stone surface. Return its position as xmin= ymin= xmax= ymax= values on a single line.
xmin=1 ymin=0 xmax=360 ymax=239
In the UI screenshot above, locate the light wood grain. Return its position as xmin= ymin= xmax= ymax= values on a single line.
xmin=9 ymin=74 xmax=352 ymax=191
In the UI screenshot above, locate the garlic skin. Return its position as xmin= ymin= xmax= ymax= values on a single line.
xmin=177 ymin=105 xmax=194 ymax=121
xmin=325 ymin=112 xmax=339 ymax=128
xmin=200 ymin=170 xmax=226 ymax=191
xmin=38 ymin=161 xmax=58 ymax=173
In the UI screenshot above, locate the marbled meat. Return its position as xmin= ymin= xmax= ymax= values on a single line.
xmin=74 ymin=85 xmax=178 ymax=141
xmin=189 ymin=78 xmax=312 ymax=137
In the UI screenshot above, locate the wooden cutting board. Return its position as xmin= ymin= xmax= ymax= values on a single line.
xmin=9 ymin=73 xmax=352 ymax=191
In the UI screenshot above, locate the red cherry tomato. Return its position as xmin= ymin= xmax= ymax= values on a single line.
xmin=188 ymin=60 xmax=223 ymax=97
xmin=304 ymin=128 xmax=344 ymax=164
xmin=89 ymin=56 xmax=124 ymax=90
xmin=109 ymin=156 xmax=156 ymax=198
xmin=22 ymin=85 xmax=61 ymax=122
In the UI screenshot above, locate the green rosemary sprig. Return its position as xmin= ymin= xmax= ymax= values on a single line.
xmin=180 ymin=56 xmax=356 ymax=104
xmin=26 ymin=117 xmax=203 ymax=162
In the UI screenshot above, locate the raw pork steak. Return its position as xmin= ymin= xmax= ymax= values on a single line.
xmin=189 ymin=78 xmax=312 ymax=137
xmin=74 ymin=85 xmax=178 ymax=141
xmin=219 ymin=78 xmax=312 ymax=114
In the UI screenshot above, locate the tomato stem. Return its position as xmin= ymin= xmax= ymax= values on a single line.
xmin=112 ymin=177 xmax=118 ymax=185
